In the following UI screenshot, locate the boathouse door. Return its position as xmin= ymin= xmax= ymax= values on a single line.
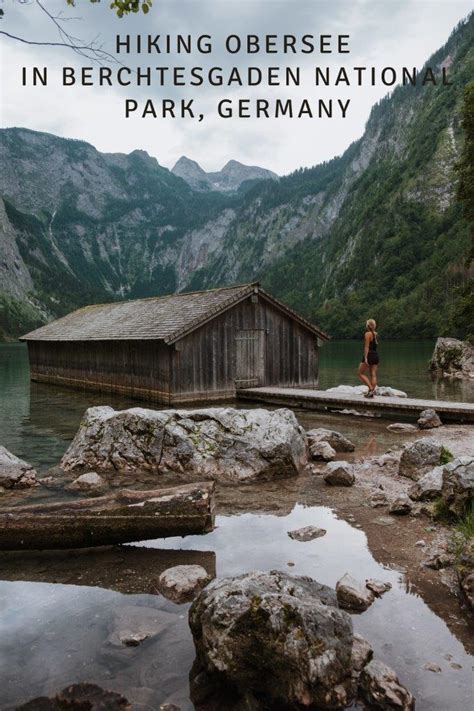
xmin=234 ymin=329 xmax=265 ymax=389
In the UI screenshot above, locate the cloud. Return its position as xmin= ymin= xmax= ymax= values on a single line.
xmin=1 ymin=0 xmax=472 ymax=174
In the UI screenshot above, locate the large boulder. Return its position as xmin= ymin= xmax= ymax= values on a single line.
xmin=430 ymin=337 xmax=474 ymax=379
xmin=189 ymin=570 xmax=354 ymax=709
xmin=398 ymin=438 xmax=444 ymax=481
xmin=408 ymin=466 xmax=443 ymax=501
xmin=60 ymin=406 xmax=307 ymax=484
xmin=307 ymin=428 xmax=355 ymax=453
xmin=359 ymin=660 xmax=415 ymax=710
xmin=441 ymin=456 xmax=474 ymax=517
xmin=0 ymin=445 xmax=37 ymax=489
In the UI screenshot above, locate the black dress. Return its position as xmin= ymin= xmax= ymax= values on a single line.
xmin=361 ymin=332 xmax=379 ymax=365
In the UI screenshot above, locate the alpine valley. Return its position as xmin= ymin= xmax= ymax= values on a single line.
xmin=0 ymin=15 xmax=472 ymax=341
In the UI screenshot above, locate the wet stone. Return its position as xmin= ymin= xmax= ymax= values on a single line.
xmin=307 ymin=427 xmax=355 ymax=453
xmin=288 ymin=525 xmax=327 ymax=542
xmin=417 ymin=409 xmax=442 ymax=430
xmin=351 ymin=634 xmax=373 ymax=672
xmin=155 ymin=564 xmax=212 ymax=604
xmin=336 ymin=573 xmax=375 ymax=612
xmin=359 ymin=660 xmax=415 ymax=710
xmin=423 ymin=662 xmax=442 ymax=673
xmin=387 ymin=423 xmax=418 ymax=433
xmin=310 ymin=441 xmax=336 ymax=462
xmin=67 ymin=471 xmax=107 ymax=495
xmin=0 ymin=445 xmax=37 ymax=489
xmin=365 ymin=579 xmax=392 ymax=597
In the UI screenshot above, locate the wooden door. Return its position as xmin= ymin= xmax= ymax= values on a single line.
xmin=234 ymin=330 xmax=265 ymax=388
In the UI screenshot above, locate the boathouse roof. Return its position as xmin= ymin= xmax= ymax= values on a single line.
xmin=21 ymin=282 xmax=329 ymax=344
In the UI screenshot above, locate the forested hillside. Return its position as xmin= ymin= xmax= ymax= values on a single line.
xmin=0 ymin=14 xmax=472 ymax=340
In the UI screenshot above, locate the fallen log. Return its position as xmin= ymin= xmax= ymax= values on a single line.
xmin=0 ymin=482 xmax=215 ymax=551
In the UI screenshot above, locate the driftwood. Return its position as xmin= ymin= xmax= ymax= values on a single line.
xmin=0 ymin=482 xmax=215 ymax=551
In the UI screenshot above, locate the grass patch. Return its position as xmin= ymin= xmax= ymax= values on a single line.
xmin=439 ymin=446 xmax=454 ymax=465
xmin=456 ymin=503 xmax=474 ymax=541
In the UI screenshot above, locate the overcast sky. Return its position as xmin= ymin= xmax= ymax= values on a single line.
xmin=0 ymin=0 xmax=472 ymax=175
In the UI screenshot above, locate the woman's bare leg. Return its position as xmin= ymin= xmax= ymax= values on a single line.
xmin=369 ymin=364 xmax=378 ymax=391
xmin=358 ymin=362 xmax=371 ymax=389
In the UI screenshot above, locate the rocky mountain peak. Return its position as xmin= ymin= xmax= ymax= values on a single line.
xmin=172 ymin=156 xmax=277 ymax=192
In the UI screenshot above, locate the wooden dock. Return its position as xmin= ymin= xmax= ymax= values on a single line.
xmin=238 ymin=387 xmax=474 ymax=423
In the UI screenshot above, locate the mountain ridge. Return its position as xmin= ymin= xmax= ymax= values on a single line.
xmin=172 ymin=155 xmax=278 ymax=191
xmin=0 ymin=13 xmax=472 ymax=341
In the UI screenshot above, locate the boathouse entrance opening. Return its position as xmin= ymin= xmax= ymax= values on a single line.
xmin=234 ymin=329 xmax=266 ymax=389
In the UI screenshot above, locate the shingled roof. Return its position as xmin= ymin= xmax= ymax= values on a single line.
xmin=21 ymin=283 xmax=328 ymax=344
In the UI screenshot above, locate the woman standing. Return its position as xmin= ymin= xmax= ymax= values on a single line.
xmin=358 ymin=319 xmax=379 ymax=398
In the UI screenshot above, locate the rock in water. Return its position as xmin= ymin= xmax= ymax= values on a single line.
xmin=288 ymin=526 xmax=327 ymax=542
xmin=389 ymin=494 xmax=413 ymax=515
xmin=387 ymin=423 xmax=418 ymax=433
xmin=398 ymin=438 xmax=443 ymax=481
xmin=189 ymin=570 xmax=354 ymax=709
xmin=0 ymin=445 xmax=37 ymax=489
xmin=430 ymin=337 xmax=474 ymax=379
xmin=60 ymin=406 xmax=307 ymax=484
xmin=351 ymin=634 xmax=373 ymax=672
xmin=67 ymin=471 xmax=107 ymax=495
xmin=359 ymin=660 xmax=415 ymax=710
xmin=307 ymin=428 xmax=355 ymax=453
xmin=324 ymin=461 xmax=355 ymax=487
xmin=155 ymin=565 xmax=212 ymax=603
xmin=16 ymin=683 xmax=131 ymax=710
xmin=417 ymin=409 xmax=442 ymax=429
xmin=310 ymin=441 xmax=336 ymax=461
xmin=441 ymin=457 xmax=474 ymax=517
xmin=408 ymin=466 xmax=443 ymax=501
xmin=365 ymin=579 xmax=392 ymax=597
xmin=336 ymin=573 xmax=375 ymax=612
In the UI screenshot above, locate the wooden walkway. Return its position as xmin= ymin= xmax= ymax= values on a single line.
xmin=237 ymin=387 xmax=474 ymax=423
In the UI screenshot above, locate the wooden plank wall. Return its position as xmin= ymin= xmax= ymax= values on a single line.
xmin=171 ymin=295 xmax=318 ymax=403
xmin=27 ymin=340 xmax=171 ymax=404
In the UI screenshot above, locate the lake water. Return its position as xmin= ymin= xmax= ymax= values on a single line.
xmin=0 ymin=342 xmax=472 ymax=710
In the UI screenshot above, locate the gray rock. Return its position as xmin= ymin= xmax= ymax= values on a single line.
xmin=369 ymin=491 xmax=388 ymax=508
xmin=155 ymin=565 xmax=212 ymax=604
xmin=387 ymin=423 xmax=418 ymax=433
xmin=408 ymin=466 xmax=443 ymax=501
xmin=389 ymin=493 xmax=413 ymax=515
xmin=441 ymin=456 xmax=474 ymax=517
xmin=365 ymin=579 xmax=392 ymax=597
xmin=0 ymin=445 xmax=37 ymax=489
xmin=189 ymin=570 xmax=354 ymax=709
xmin=423 ymin=543 xmax=455 ymax=570
xmin=359 ymin=659 xmax=415 ymax=710
xmin=430 ymin=337 xmax=474 ymax=379
xmin=310 ymin=441 xmax=336 ymax=461
xmin=398 ymin=438 xmax=443 ymax=481
xmin=67 ymin=471 xmax=107 ymax=495
xmin=336 ymin=573 xmax=375 ymax=612
xmin=324 ymin=461 xmax=355 ymax=487
xmin=107 ymin=605 xmax=175 ymax=648
xmin=417 ymin=409 xmax=442 ymax=429
xmin=351 ymin=634 xmax=373 ymax=672
xmin=423 ymin=662 xmax=442 ymax=673
xmin=307 ymin=428 xmax=355 ymax=453
xmin=326 ymin=385 xmax=407 ymax=398
xmin=61 ymin=406 xmax=307 ymax=484
xmin=288 ymin=526 xmax=327 ymax=542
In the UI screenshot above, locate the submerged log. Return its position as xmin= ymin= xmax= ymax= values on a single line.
xmin=0 ymin=482 xmax=215 ymax=551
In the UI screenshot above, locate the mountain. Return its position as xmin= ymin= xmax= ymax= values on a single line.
xmin=172 ymin=156 xmax=278 ymax=192
xmin=0 ymin=14 xmax=472 ymax=341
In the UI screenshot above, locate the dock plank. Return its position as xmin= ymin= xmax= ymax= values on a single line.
xmin=237 ymin=387 xmax=474 ymax=423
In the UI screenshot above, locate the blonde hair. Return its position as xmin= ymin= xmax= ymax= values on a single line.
xmin=366 ymin=319 xmax=377 ymax=331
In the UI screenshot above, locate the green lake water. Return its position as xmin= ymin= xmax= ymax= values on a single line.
xmin=0 ymin=340 xmax=472 ymax=472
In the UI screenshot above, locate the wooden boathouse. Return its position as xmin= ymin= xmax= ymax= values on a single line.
xmin=21 ymin=283 xmax=329 ymax=405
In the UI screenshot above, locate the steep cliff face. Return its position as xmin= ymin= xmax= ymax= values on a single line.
xmin=0 ymin=15 xmax=472 ymax=339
